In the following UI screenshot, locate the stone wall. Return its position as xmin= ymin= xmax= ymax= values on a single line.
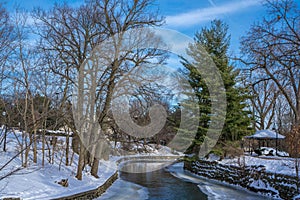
xmin=53 ymin=171 xmax=118 ymax=200
xmin=184 ymin=159 xmax=300 ymax=199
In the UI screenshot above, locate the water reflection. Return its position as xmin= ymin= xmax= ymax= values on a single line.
xmin=119 ymin=160 xmax=173 ymax=173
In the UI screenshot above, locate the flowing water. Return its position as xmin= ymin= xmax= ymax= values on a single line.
xmin=97 ymin=161 xmax=268 ymax=200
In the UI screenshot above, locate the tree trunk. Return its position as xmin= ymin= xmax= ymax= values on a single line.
xmin=91 ymin=157 xmax=99 ymax=178
xmin=23 ymin=133 xmax=32 ymax=168
xmin=90 ymin=63 xmax=117 ymax=177
xmin=296 ymin=99 xmax=300 ymax=126
xmin=33 ymin=130 xmax=37 ymax=163
xmin=66 ymin=133 xmax=69 ymax=166
xmin=42 ymin=128 xmax=45 ymax=167
xmin=30 ymin=98 xmax=37 ymax=163
xmin=3 ymin=126 xmax=7 ymax=152
xmin=75 ymin=140 xmax=85 ymax=180
xmin=51 ymin=136 xmax=57 ymax=164
xmin=72 ymin=133 xmax=80 ymax=154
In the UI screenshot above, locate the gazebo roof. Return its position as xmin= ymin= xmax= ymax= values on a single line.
xmin=244 ymin=129 xmax=285 ymax=139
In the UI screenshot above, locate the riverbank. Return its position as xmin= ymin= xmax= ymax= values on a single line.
xmin=0 ymin=132 xmax=180 ymax=200
xmin=0 ymin=130 xmax=120 ymax=200
xmin=0 ymin=157 xmax=118 ymax=200
xmin=184 ymin=156 xmax=300 ymax=199
xmin=1 ymin=155 xmax=179 ymax=200
xmin=52 ymin=171 xmax=118 ymax=200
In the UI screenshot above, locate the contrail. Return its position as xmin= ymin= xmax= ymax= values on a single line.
xmin=208 ymin=0 xmax=216 ymax=7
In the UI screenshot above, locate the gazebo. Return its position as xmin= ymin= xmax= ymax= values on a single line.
xmin=244 ymin=129 xmax=285 ymax=154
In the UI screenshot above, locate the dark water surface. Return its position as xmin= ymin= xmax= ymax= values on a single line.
xmin=121 ymin=164 xmax=207 ymax=200
xmin=98 ymin=161 xmax=267 ymax=200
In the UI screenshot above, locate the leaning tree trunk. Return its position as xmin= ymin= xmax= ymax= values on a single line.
xmin=90 ymin=63 xmax=117 ymax=177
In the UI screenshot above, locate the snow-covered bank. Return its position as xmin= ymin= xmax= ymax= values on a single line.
xmin=0 ymin=131 xmax=117 ymax=200
xmin=220 ymin=155 xmax=296 ymax=176
xmin=0 ymin=129 xmax=180 ymax=199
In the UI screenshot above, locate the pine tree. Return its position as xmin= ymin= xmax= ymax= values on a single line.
xmin=181 ymin=19 xmax=252 ymax=154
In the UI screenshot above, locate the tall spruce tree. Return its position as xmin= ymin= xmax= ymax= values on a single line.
xmin=181 ymin=19 xmax=251 ymax=154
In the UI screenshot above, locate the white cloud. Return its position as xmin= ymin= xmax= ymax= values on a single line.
xmin=166 ymin=0 xmax=261 ymax=27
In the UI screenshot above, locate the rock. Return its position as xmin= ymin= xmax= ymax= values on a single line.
xmin=206 ymin=153 xmax=221 ymax=161
xmin=57 ymin=178 xmax=69 ymax=187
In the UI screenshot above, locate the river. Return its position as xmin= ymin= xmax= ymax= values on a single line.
xmin=97 ymin=161 xmax=268 ymax=200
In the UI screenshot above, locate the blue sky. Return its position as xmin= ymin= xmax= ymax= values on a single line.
xmin=160 ymin=0 xmax=266 ymax=55
xmin=2 ymin=0 xmax=269 ymax=54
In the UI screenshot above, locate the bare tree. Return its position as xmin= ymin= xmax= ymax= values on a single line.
xmin=241 ymin=0 xmax=300 ymax=126
xmin=33 ymin=0 xmax=164 ymax=179
xmin=250 ymin=79 xmax=279 ymax=130
xmin=33 ymin=2 xmax=106 ymax=179
xmin=0 ymin=4 xmax=14 ymax=152
xmin=8 ymin=10 xmax=44 ymax=166
xmin=0 ymin=3 xmax=13 ymax=71
xmin=78 ymin=0 xmax=165 ymax=178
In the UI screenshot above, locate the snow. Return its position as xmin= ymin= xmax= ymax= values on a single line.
xmin=43 ymin=129 xmax=74 ymax=136
xmin=0 ymin=130 xmax=117 ymax=200
xmin=1 ymin=163 xmax=116 ymax=199
xmin=255 ymin=147 xmax=289 ymax=157
xmin=245 ymin=129 xmax=285 ymax=139
xmin=293 ymin=194 xmax=300 ymax=200
xmin=207 ymin=153 xmax=221 ymax=161
xmin=219 ymin=155 xmax=297 ymax=176
xmin=1 ymin=127 xmax=298 ymax=199
xmin=0 ymin=129 xmax=180 ymax=199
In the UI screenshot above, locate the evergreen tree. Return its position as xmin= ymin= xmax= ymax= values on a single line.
xmin=181 ymin=19 xmax=252 ymax=154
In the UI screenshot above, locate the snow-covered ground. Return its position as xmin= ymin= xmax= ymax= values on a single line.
xmin=219 ymin=154 xmax=297 ymax=176
xmin=1 ymin=128 xmax=298 ymax=199
xmin=0 ymin=162 xmax=116 ymax=199
xmin=0 ymin=129 xmax=179 ymax=199
xmin=0 ymin=129 xmax=117 ymax=199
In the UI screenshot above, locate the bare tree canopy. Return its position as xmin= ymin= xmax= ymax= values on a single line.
xmin=250 ymin=79 xmax=279 ymax=130
xmin=0 ymin=3 xmax=13 ymax=67
xmin=32 ymin=0 xmax=165 ymax=179
xmin=241 ymin=0 xmax=300 ymax=126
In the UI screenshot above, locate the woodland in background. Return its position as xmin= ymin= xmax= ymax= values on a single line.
xmin=0 ymin=0 xmax=299 ymax=179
